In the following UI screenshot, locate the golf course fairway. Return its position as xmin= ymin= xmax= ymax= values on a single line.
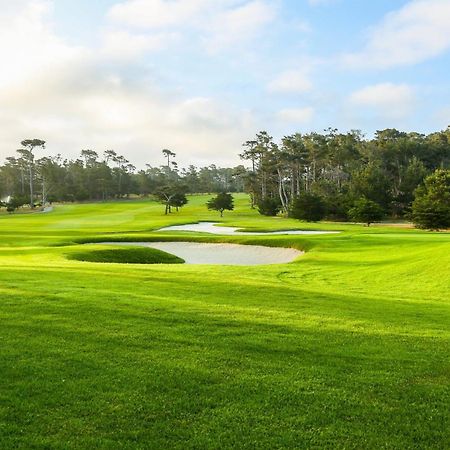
xmin=0 ymin=194 xmax=449 ymax=449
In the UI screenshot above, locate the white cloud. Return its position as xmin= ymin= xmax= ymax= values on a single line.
xmin=277 ymin=107 xmax=314 ymax=124
xmin=0 ymin=67 xmax=254 ymax=166
xmin=349 ymin=83 xmax=416 ymax=118
xmin=267 ymin=69 xmax=313 ymax=94
xmin=107 ymin=0 xmax=276 ymax=53
xmin=0 ymin=1 xmax=87 ymax=87
xmin=0 ymin=1 xmax=256 ymax=167
xmin=203 ymin=1 xmax=276 ymax=53
xmin=101 ymin=29 xmax=179 ymax=59
xmin=295 ymin=20 xmax=312 ymax=33
xmin=107 ymin=0 xmax=212 ymax=29
xmin=343 ymin=0 xmax=450 ymax=69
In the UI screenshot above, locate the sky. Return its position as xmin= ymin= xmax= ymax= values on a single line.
xmin=1 ymin=0 xmax=450 ymax=168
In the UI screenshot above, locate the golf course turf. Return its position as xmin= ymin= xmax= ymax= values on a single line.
xmin=67 ymin=247 xmax=185 ymax=265
xmin=0 ymin=194 xmax=449 ymax=449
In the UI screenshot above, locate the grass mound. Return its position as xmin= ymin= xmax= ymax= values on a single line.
xmin=67 ymin=246 xmax=185 ymax=265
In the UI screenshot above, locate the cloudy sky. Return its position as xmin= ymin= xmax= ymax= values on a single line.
xmin=1 ymin=0 xmax=450 ymax=167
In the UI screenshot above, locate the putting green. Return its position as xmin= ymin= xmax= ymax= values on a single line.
xmin=0 ymin=194 xmax=449 ymax=449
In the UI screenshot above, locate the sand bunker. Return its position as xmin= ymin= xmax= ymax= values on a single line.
xmin=97 ymin=241 xmax=303 ymax=265
xmin=158 ymin=221 xmax=339 ymax=235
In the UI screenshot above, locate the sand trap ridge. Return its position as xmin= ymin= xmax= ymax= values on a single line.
xmin=96 ymin=241 xmax=303 ymax=265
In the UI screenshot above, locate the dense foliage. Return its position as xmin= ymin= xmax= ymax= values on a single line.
xmin=290 ymin=193 xmax=326 ymax=222
xmin=240 ymin=128 xmax=450 ymax=222
xmin=412 ymin=169 xmax=450 ymax=230
xmin=348 ymin=198 xmax=385 ymax=226
xmin=2 ymin=127 xmax=449 ymax=227
xmin=257 ymin=197 xmax=282 ymax=216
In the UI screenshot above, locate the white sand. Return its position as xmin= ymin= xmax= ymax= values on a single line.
xmin=158 ymin=221 xmax=339 ymax=235
xmin=97 ymin=241 xmax=303 ymax=265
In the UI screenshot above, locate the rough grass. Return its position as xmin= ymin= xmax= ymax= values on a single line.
xmin=67 ymin=246 xmax=185 ymax=265
xmin=0 ymin=194 xmax=449 ymax=449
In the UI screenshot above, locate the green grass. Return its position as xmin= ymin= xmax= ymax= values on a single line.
xmin=0 ymin=194 xmax=449 ymax=449
xmin=67 ymin=247 xmax=185 ymax=265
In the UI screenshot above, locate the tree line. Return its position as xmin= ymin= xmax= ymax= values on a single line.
xmin=1 ymin=128 xmax=449 ymax=228
xmin=0 ymin=140 xmax=246 ymax=210
xmin=239 ymin=128 xmax=450 ymax=224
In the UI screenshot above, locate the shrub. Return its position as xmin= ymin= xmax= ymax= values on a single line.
xmin=412 ymin=169 xmax=450 ymax=230
xmin=348 ymin=198 xmax=384 ymax=226
xmin=170 ymin=193 xmax=188 ymax=211
xmin=290 ymin=193 xmax=326 ymax=222
xmin=257 ymin=197 xmax=281 ymax=216
xmin=6 ymin=197 xmax=26 ymax=213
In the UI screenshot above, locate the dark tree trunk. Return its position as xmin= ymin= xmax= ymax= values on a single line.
xmin=29 ymin=163 xmax=34 ymax=208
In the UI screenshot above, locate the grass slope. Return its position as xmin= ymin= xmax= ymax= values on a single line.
xmin=0 ymin=194 xmax=449 ymax=449
xmin=67 ymin=247 xmax=185 ymax=265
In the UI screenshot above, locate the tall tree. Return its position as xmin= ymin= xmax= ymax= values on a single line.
xmin=349 ymin=198 xmax=384 ymax=226
xmin=155 ymin=183 xmax=188 ymax=215
xmin=162 ymin=149 xmax=176 ymax=170
xmin=206 ymin=193 xmax=234 ymax=217
xmin=17 ymin=139 xmax=45 ymax=208
xmin=412 ymin=169 xmax=450 ymax=230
